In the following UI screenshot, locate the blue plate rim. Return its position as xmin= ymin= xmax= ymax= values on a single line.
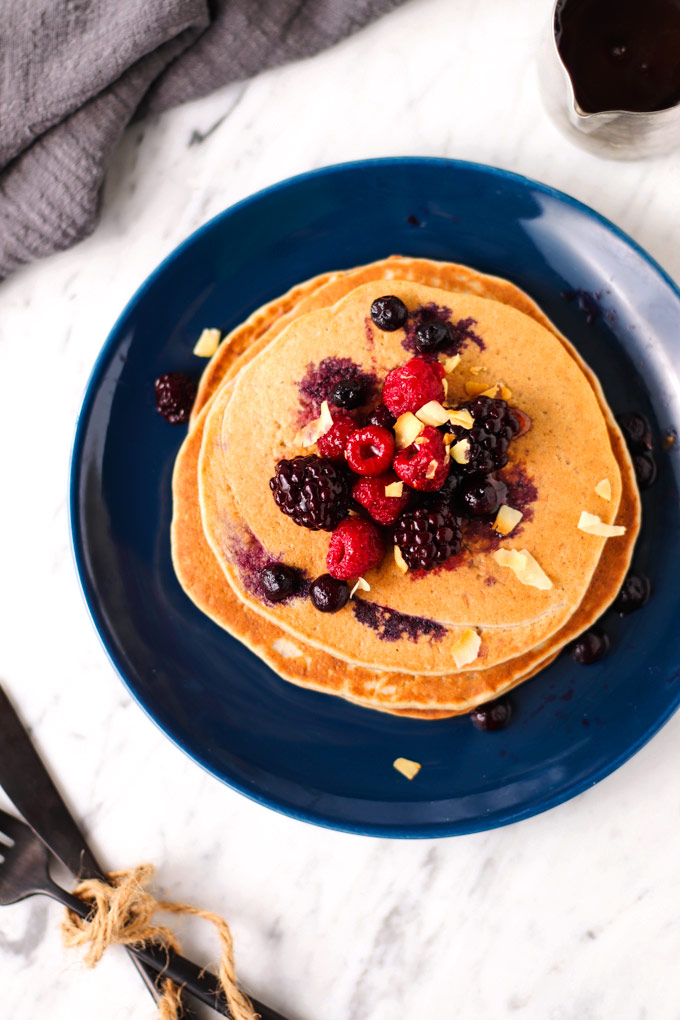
xmin=68 ymin=156 xmax=680 ymax=838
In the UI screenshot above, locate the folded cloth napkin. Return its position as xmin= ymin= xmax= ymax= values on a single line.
xmin=0 ymin=0 xmax=403 ymax=279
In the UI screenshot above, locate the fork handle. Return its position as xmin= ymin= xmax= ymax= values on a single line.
xmin=53 ymin=885 xmax=287 ymax=1020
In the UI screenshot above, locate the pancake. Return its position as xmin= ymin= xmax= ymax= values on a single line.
xmin=171 ymin=259 xmax=640 ymax=715
xmin=199 ymin=282 xmax=624 ymax=675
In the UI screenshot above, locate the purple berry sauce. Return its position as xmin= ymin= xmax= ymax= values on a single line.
xmin=352 ymin=599 xmax=446 ymax=643
xmin=298 ymin=357 xmax=378 ymax=423
xmin=232 ymin=528 xmax=308 ymax=606
xmin=403 ymin=305 xmax=485 ymax=356
xmin=561 ymin=289 xmax=602 ymax=325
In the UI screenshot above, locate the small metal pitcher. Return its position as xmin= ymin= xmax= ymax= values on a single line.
xmin=539 ymin=0 xmax=680 ymax=160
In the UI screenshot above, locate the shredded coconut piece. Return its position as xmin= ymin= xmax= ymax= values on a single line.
xmin=577 ymin=511 xmax=625 ymax=537
xmin=350 ymin=576 xmax=371 ymax=598
xmin=452 ymin=628 xmax=482 ymax=668
xmin=594 ymin=479 xmax=612 ymax=501
xmin=494 ymin=548 xmax=553 ymax=590
xmin=393 ymin=757 xmax=421 ymax=780
xmin=193 ymin=328 xmax=221 ymax=357
xmin=494 ymin=505 xmax=523 ymax=536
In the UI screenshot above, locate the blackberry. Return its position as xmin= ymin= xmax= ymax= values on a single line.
xmin=154 ymin=372 xmax=197 ymax=424
xmin=450 ymin=396 xmax=521 ymax=475
xmin=269 ymin=455 xmax=352 ymax=531
xmin=370 ymin=295 xmax=408 ymax=331
xmin=394 ymin=505 xmax=462 ymax=571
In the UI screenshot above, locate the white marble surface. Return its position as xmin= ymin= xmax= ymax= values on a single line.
xmin=1 ymin=1 xmax=680 ymax=1017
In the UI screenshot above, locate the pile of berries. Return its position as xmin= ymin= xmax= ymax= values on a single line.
xmin=267 ymin=296 xmax=525 ymax=612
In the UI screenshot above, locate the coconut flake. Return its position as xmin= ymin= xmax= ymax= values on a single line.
xmin=595 ymin=479 xmax=612 ymax=501
xmin=464 ymin=380 xmax=490 ymax=397
xmin=425 ymin=459 xmax=438 ymax=479
xmin=442 ymin=353 xmax=461 ymax=374
xmin=494 ymin=504 xmax=523 ymax=536
xmin=452 ymin=628 xmax=482 ymax=668
xmin=350 ymin=576 xmax=371 ymax=598
xmin=493 ymin=548 xmax=553 ymax=590
xmin=451 ymin=437 xmax=471 ymax=464
xmin=394 ymin=412 xmax=425 ymax=450
xmin=415 ymin=400 xmax=450 ymax=427
xmin=577 ymin=511 xmax=626 ymax=537
xmin=394 ymin=545 xmax=408 ymax=573
xmin=385 ymin=480 xmax=404 ymax=497
xmin=447 ymin=408 xmax=474 ymax=429
xmin=193 ymin=328 xmax=221 ymax=357
xmin=393 ymin=757 xmax=421 ymax=780
xmin=296 ymin=399 xmax=334 ymax=447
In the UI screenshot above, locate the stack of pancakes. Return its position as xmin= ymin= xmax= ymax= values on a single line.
xmin=171 ymin=257 xmax=640 ymax=719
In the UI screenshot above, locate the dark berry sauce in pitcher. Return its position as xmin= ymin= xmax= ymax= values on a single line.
xmin=555 ymin=0 xmax=680 ymax=113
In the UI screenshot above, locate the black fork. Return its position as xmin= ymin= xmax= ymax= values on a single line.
xmin=0 ymin=808 xmax=287 ymax=1019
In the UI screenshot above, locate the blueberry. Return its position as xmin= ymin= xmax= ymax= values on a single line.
xmin=570 ymin=629 xmax=610 ymax=664
xmin=459 ymin=478 xmax=502 ymax=517
xmin=366 ymin=404 xmax=396 ymax=430
xmin=329 ymin=379 xmax=364 ymax=409
xmin=617 ymin=412 xmax=653 ymax=453
xmin=259 ymin=563 xmax=300 ymax=602
xmin=310 ymin=574 xmax=351 ymax=613
xmin=470 ymin=698 xmax=512 ymax=732
xmin=414 ymin=321 xmax=452 ymax=354
xmin=370 ymin=295 xmax=408 ymax=332
xmin=614 ymin=573 xmax=651 ymax=615
xmin=633 ymin=452 xmax=657 ymax=489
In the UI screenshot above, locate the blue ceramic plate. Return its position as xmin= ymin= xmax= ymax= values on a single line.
xmin=70 ymin=158 xmax=680 ymax=838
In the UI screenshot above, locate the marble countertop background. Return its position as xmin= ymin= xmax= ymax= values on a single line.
xmin=1 ymin=1 xmax=679 ymax=1017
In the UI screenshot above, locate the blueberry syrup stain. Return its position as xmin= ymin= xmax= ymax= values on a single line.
xmin=561 ymin=289 xmax=602 ymax=325
xmin=298 ymin=357 xmax=378 ymax=423
xmin=352 ymin=599 xmax=446 ymax=643
xmin=402 ymin=304 xmax=485 ymax=356
xmin=406 ymin=214 xmax=423 ymax=227
xmin=364 ymin=317 xmax=376 ymax=347
xmin=233 ymin=529 xmax=309 ymax=606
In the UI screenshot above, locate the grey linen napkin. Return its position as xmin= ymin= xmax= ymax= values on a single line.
xmin=0 ymin=0 xmax=403 ymax=279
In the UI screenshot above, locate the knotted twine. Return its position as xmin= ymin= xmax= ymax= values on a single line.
xmin=62 ymin=863 xmax=258 ymax=1020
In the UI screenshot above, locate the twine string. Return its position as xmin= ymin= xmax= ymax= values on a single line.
xmin=62 ymin=863 xmax=258 ymax=1020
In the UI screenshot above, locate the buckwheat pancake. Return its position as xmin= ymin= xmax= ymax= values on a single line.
xmin=198 ymin=281 xmax=625 ymax=675
xmin=189 ymin=256 xmax=573 ymax=426
xmin=172 ymin=260 xmax=640 ymax=715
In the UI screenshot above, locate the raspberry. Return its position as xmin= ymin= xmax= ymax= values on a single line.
xmin=352 ymin=472 xmax=410 ymax=526
xmin=366 ymin=403 xmax=396 ymax=430
xmin=449 ymin=397 xmax=520 ymax=475
xmin=393 ymin=426 xmax=449 ymax=491
xmin=394 ymin=505 xmax=462 ymax=571
xmin=269 ymin=456 xmax=352 ymax=531
xmin=317 ymin=410 xmax=357 ymax=461
xmin=345 ymin=425 xmax=395 ymax=476
xmin=382 ymin=357 xmax=445 ymax=417
xmin=154 ymin=372 xmax=197 ymax=424
xmin=326 ymin=517 xmax=386 ymax=580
